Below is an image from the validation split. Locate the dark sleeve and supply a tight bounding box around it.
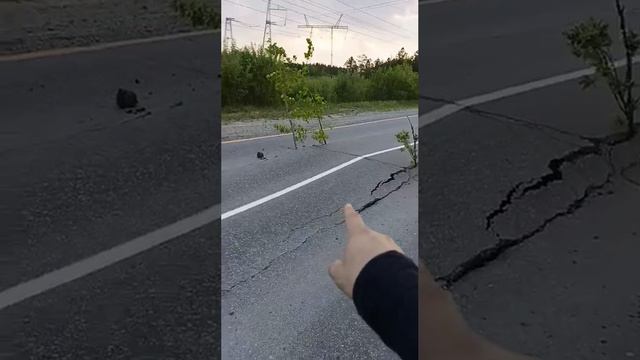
[352,250,418,360]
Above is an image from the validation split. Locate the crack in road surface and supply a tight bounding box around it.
[370,167,410,195]
[437,171,614,288]
[514,144,601,200]
[359,176,412,213]
[422,95,595,146]
[222,224,334,293]
[485,131,635,231]
[222,169,414,293]
[290,206,344,233]
[438,129,638,288]
[484,143,602,230]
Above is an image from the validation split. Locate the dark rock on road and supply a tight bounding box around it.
[116,88,138,109]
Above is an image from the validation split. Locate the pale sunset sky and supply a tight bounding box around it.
[221,0,418,67]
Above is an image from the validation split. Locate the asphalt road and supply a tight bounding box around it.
[221,112,419,358]
[421,0,640,358]
[421,0,636,104]
[0,33,220,358]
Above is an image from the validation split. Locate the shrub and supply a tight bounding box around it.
[221,46,281,107]
[335,73,369,102]
[307,76,337,103]
[368,63,419,101]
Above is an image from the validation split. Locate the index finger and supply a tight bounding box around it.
[344,203,367,237]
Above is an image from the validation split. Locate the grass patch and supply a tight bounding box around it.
[222,100,418,124]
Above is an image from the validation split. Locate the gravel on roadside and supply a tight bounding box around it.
[222,109,418,142]
[0,0,217,55]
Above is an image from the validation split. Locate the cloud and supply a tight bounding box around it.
[222,0,418,66]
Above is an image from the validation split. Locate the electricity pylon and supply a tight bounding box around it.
[262,0,287,48]
[224,17,235,50]
[297,15,348,66]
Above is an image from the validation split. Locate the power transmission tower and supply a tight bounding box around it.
[298,15,348,66]
[262,0,287,48]
[224,17,235,50]
[224,18,261,50]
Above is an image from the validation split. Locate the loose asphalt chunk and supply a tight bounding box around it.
[116,88,138,109]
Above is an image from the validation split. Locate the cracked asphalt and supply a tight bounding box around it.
[221,113,418,358]
[0,33,220,358]
[421,0,640,358]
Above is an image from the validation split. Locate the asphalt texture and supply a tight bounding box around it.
[421,0,640,358]
[0,33,220,358]
[221,114,419,358]
[0,0,208,55]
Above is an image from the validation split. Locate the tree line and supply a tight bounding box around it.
[222,44,418,108]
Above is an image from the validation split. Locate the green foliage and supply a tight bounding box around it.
[395,117,418,167]
[290,88,327,122]
[267,38,329,148]
[222,45,281,107]
[221,43,418,108]
[563,0,639,135]
[312,127,329,144]
[304,38,314,61]
[307,76,338,103]
[564,18,617,87]
[344,48,418,77]
[266,44,305,110]
[334,73,369,102]
[274,122,308,144]
[368,63,419,100]
[172,0,220,28]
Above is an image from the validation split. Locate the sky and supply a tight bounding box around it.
[221,0,418,67]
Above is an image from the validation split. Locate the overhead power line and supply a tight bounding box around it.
[277,0,411,41]
[298,15,348,65]
[224,0,413,48]
[263,0,288,47]
[316,0,407,17]
[239,23,301,39]
[224,0,303,25]
[223,0,282,19]
[305,0,413,39]
[222,0,302,46]
[270,0,397,44]
[335,0,412,34]
[224,17,263,49]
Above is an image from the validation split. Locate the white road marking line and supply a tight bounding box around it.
[332,114,418,130]
[6,57,638,309]
[0,30,219,62]
[0,204,219,310]
[221,144,411,220]
[221,114,418,144]
[419,56,640,128]
[0,143,409,309]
